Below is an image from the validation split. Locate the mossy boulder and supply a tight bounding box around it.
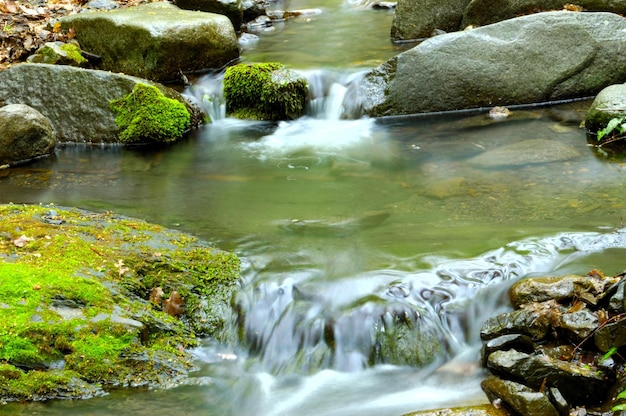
[223,62,309,121]
[0,63,203,144]
[110,83,191,144]
[59,2,240,82]
[0,204,240,402]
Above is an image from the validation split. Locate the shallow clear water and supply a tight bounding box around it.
[3,0,626,414]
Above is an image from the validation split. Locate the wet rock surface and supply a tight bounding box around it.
[0,103,56,166]
[480,270,626,415]
[0,63,202,143]
[360,12,626,117]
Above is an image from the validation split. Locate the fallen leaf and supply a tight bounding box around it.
[149,287,164,305]
[13,235,33,247]
[0,0,18,13]
[163,291,185,318]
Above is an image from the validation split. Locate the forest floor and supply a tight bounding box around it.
[0,0,145,70]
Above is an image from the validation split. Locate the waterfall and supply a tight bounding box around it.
[185,68,367,122]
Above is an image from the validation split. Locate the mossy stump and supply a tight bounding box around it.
[223,62,309,121]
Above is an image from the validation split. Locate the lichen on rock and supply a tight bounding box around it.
[109,83,191,144]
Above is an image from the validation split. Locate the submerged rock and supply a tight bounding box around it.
[467,139,582,168]
[276,211,391,236]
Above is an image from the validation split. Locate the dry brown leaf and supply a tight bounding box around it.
[163,291,185,318]
[149,287,164,305]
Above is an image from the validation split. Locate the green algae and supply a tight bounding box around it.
[0,203,240,402]
[109,83,191,144]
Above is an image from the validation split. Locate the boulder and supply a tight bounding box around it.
[357,12,626,117]
[174,0,243,31]
[59,2,240,82]
[0,104,56,166]
[390,0,472,41]
[0,63,202,144]
[462,0,626,29]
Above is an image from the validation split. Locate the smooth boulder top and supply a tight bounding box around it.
[68,1,235,34]
[60,1,240,81]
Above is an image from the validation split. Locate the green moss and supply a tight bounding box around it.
[109,83,191,144]
[0,203,240,401]
[60,43,88,65]
[223,62,309,121]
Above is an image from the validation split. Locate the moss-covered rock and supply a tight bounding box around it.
[0,63,203,144]
[0,204,240,402]
[109,83,191,144]
[223,62,309,121]
[59,2,240,82]
[27,41,89,67]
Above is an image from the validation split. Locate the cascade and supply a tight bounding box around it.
[232,227,626,374]
[185,68,367,122]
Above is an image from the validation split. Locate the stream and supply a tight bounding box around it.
[3,0,626,414]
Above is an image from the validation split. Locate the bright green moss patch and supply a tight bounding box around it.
[223,62,309,121]
[0,203,240,402]
[110,83,191,144]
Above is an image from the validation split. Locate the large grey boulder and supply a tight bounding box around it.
[59,2,239,82]
[390,0,472,41]
[0,104,56,165]
[462,0,626,28]
[0,63,202,144]
[357,12,626,117]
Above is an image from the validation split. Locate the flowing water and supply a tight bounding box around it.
[3,1,626,415]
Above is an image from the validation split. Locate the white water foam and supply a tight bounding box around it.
[241,117,377,160]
